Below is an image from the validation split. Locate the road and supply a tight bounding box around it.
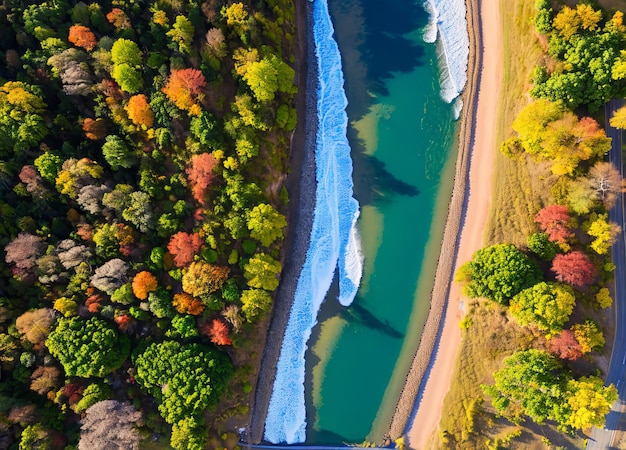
[587,98,625,450]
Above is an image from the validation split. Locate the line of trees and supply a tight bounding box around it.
[455,0,626,442]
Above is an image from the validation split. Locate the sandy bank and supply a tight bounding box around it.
[387,0,502,447]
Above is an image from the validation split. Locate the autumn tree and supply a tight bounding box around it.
[552,251,596,288]
[548,330,583,361]
[125,94,154,129]
[106,8,131,29]
[0,81,48,157]
[247,203,287,246]
[46,317,130,378]
[456,244,542,305]
[587,214,620,255]
[132,271,158,300]
[82,118,107,140]
[30,365,62,395]
[206,318,231,345]
[510,100,610,174]
[15,308,56,344]
[240,288,272,322]
[565,376,617,430]
[510,282,576,335]
[68,24,97,51]
[244,253,282,291]
[172,293,205,315]
[167,231,204,267]
[572,319,604,353]
[181,261,230,298]
[79,401,141,450]
[610,105,626,129]
[185,153,218,205]
[162,68,206,115]
[534,205,573,245]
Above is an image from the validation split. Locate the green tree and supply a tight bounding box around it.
[46,317,130,377]
[243,253,282,291]
[240,288,272,322]
[482,349,568,425]
[19,424,51,450]
[510,282,576,335]
[171,418,207,450]
[102,135,136,170]
[0,81,48,158]
[34,151,63,183]
[456,244,542,305]
[112,63,143,93]
[527,232,557,260]
[134,341,233,425]
[572,320,604,354]
[247,203,287,246]
[122,191,155,232]
[167,16,194,54]
[110,38,142,66]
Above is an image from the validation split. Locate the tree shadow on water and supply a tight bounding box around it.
[329,0,430,121]
[342,300,404,339]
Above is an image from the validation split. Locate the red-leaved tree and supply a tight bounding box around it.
[68,25,97,51]
[206,318,232,345]
[548,329,583,361]
[185,153,218,205]
[534,205,573,244]
[162,68,206,115]
[167,232,203,267]
[552,251,596,287]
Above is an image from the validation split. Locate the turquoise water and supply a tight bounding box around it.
[304,0,459,444]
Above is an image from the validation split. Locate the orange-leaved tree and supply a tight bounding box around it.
[82,118,107,140]
[172,292,205,315]
[68,25,97,51]
[185,153,218,205]
[125,94,154,129]
[132,271,158,300]
[167,231,203,267]
[181,261,229,298]
[162,68,206,115]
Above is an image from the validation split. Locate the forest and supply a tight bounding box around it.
[443,2,626,448]
[0,0,297,448]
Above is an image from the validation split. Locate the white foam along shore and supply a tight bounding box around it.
[263,0,362,443]
[423,0,469,116]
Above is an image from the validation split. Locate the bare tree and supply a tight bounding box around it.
[30,365,61,395]
[79,400,142,450]
[588,161,625,207]
[4,232,44,271]
[91,259,129,294]
[77,185,111,215]
[56,239,91,270]
[15,308,56,344]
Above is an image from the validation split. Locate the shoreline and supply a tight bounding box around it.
[387,0,485,443]
[247,0,317,443]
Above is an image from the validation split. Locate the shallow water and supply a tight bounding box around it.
[303,0,460,444]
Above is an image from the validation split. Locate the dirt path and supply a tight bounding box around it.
[402,0,503,447]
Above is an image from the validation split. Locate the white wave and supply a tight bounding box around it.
[264,0,362,443]
[422,0,438,44]
[423,0,469,108]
